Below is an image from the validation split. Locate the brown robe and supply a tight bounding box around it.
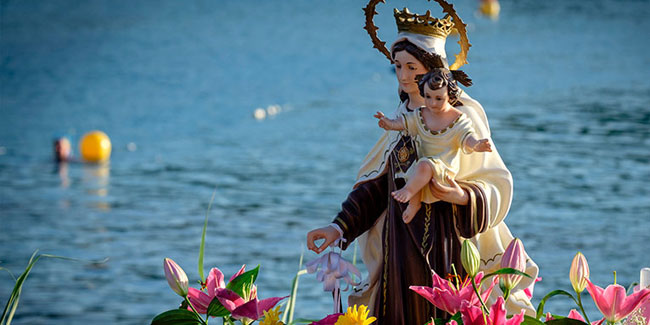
[333,134,489,325]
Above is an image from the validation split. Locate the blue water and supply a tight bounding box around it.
[1,0,649,323]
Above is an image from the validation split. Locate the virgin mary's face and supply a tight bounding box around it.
[393,50,427,95]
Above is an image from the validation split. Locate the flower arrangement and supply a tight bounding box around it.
[405,239,650,325]
[151,197,650,325]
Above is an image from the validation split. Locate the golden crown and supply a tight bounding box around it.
[394,8,454,39]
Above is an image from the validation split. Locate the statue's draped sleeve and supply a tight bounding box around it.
[454,182,490,238]
[333,175,388,250]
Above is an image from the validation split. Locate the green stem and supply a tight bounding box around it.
[471,278,490,315]
[451,264,460,289]
[184,296,208,325]
[576,292,591,324]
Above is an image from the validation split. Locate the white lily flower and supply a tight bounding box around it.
[306,251,361,292]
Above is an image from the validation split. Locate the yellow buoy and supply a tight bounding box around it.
[479,0,500,20]
[79,131,112,162]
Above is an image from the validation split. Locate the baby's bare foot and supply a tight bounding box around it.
[402,203,420,224]
[392,187,416,203]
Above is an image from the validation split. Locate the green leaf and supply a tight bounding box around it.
[282,249,306,324]
[151,309,203,325]
[521,315,545,325]
[207,297,230,317]
[1,251,101,325]
[226,265,260,298]
[481,267,533,283]
[627,282,639,294]
[0,267,16,282]
[449,312,463,325]
[535,289,578,320]
[198,189,217,282]
[546,319,589,325]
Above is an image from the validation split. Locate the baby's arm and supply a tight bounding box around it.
[463,134,492,153]
[374,111,405,131]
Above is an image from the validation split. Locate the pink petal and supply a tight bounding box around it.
[474,272,485,283]
[257,296,288,314]
[616,287,650,320]
[409,286,436,304]
[586,279,614,320]
[229,264,247,282]
[567,309,586,322]
[432,271,453,292]
[591,317,605,325]
[489,297,507,325]
[206,267,226,295]
[525,276,542,299]
[459,279,477,300]
[231,298,259,320]
[545,312,555,321]
[523,288,532,299]
[601,284,627,321]
[310,313,343,325]
[187,287,211,314]
[432,288,464,315]
[505,309,526,325]
[215,288,245,312]
[460,300,485,325]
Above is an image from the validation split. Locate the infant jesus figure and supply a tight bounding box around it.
[374,68,493,223]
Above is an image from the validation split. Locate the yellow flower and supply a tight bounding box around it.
[335,305,376,325]
[260,306,284,325]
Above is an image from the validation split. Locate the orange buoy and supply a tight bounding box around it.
[79,131,112,162]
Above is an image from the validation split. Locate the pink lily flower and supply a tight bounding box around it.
[460,296,525,325]
[585,278,650,323]
[409,271,498,315]
[186,265,247,314]
[228,295,287,322]
[187,265,287,321]
[163,258,189,297]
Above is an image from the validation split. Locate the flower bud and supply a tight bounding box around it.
[499,238,527,294]
[569,252,589,293]
[164,258,189,297]
[461,239,481,278]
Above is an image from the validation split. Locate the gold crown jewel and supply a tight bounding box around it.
[394,8,454,39]
[363,0,471,69]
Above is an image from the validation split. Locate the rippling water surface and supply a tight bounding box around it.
[1,0,649,323]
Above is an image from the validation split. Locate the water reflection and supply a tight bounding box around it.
[82,163,111,211]
[56,161,70,188]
